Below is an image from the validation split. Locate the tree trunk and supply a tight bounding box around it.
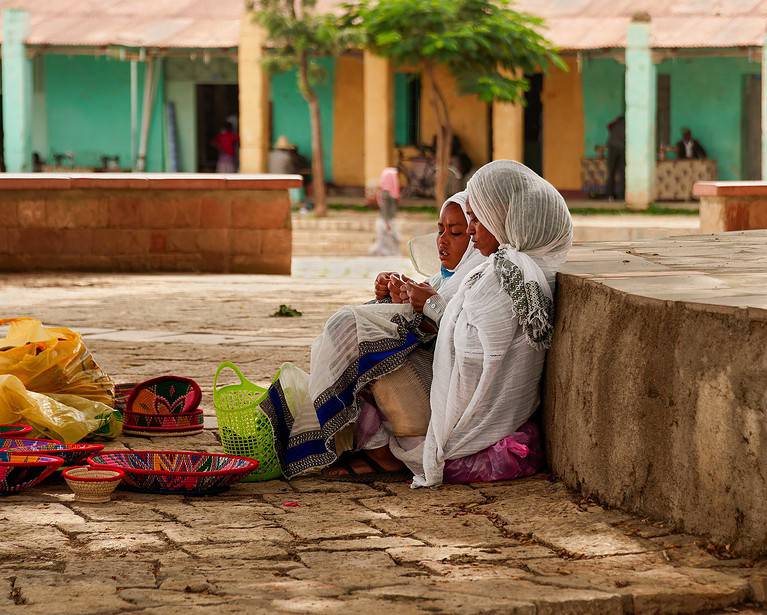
[298,56,327,217]
[426,64,452,206]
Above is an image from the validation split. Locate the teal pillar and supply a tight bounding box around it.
[762,34,767,180]
[625,16,656,209]
[2,9,32,172]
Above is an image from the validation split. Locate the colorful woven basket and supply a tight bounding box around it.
[0,424,33,437]
[124,409,204,430]
[0,452,64,494]
[87,450,258,495]
[114,383,138,413]
[63,466,124,503]
[0,438,104,466]
[126,376,202,415]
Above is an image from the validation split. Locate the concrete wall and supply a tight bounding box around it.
[0,176,295,274]
[43,55,165,171]
[543,57,585,191]
[544,273,767,555]
[700,195,767,232]
[657,56,760,181]
[331,55,364,187]
[270,58,336,181]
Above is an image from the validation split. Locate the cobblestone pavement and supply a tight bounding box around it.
[0,263,764,614]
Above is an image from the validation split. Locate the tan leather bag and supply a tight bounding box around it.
[370,348,433,437]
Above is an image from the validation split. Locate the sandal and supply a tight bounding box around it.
[321,450,412,484]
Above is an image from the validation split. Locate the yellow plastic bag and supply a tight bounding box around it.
[0,375,122,443]
[0,318,114,406]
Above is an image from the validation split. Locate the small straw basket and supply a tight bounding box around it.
[63,466,124,503]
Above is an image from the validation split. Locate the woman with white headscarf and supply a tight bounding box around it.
[409,160,573,487]
[260,192,486,479]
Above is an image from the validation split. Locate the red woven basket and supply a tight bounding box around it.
[87,450,258,495]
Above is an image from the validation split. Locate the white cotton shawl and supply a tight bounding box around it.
[409,161,573,487]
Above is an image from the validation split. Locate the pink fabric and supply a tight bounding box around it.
[379,167,400,200]
[443,420,544,484]
[355,393,384,448]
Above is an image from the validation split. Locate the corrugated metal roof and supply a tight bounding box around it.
[0,0,243,48]
[517,0,767,49]
[0,0,764,50]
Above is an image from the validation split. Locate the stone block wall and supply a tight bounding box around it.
[0,174,298,274]
[544,262,767,555]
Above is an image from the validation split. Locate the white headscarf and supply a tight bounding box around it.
[428,190,486,300]
[466,160,573,349]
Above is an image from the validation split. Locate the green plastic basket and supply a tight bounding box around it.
[213,362,282,481]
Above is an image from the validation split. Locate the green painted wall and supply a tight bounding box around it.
[44,54,165,171]
[270,58,335,180]
[394,72,410,146]
[657,56,760,180]
[581,57,625,159]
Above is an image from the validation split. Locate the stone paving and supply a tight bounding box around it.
[0,258,764,614]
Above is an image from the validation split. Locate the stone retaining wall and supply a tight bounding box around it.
[543,235,767,555]
[0,174,299,274]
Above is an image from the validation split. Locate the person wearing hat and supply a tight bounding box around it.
[269,136,311,209]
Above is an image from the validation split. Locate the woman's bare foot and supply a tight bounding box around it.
[322,446,406,478]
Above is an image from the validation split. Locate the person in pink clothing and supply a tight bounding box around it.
[370,167,401,256]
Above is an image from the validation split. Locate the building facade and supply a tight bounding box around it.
[2,1,766,209]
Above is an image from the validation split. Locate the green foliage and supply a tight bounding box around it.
[248,0,360,87]
[272,304,303,317]
[345,0,564,103]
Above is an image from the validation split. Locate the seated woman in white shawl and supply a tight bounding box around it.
[408,160,573,487]
[260,192,485,479]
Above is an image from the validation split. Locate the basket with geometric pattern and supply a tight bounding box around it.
[87,450,258,495]
[213,362,282,482]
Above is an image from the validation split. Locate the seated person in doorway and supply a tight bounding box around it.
[258,191,485,480]
[676,128,707,160]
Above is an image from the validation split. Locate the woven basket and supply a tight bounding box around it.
[213,362,282,482]
[63,466,124,503]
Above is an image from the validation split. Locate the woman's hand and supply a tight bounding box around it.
[375,272,394,301]
[388,274,408,304]
[404,281,438,313]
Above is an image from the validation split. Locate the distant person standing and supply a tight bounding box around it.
[212,121,239,173]
[606,115,625,200]
[676,128,707,160]
[369,167,401,256]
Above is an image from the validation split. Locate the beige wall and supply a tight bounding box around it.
[332,55,365,187]
[364,52,394,195]
[420,66,489,169]
[542,57,584,191]
[238,17,270,173]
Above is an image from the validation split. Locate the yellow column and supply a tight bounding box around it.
[492,100,524,162]
[238,14,270,173]
[542,58,585,190]
[363,51,393,198]
[332,54,365,187]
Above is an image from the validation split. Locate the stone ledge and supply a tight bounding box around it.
[544,230,767,556]
[0,173,302,191]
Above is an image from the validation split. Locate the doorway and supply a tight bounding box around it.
[523,73,543,175]
[196,84,239,172]
[742,75,761,180]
